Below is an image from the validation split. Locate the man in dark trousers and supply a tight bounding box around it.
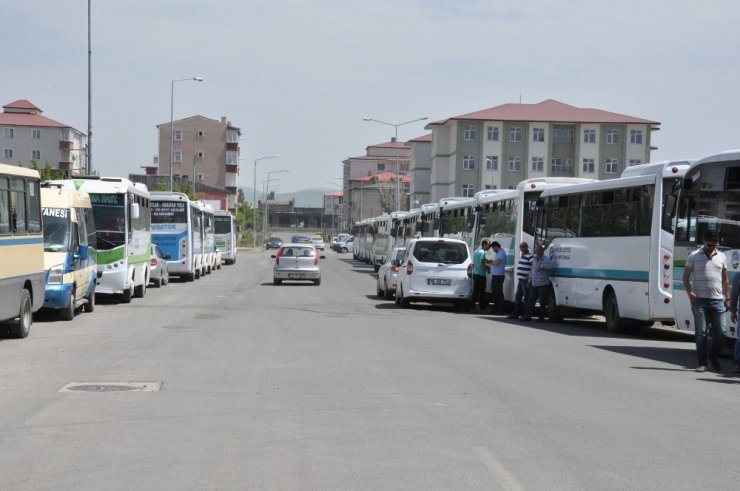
[471,239,490,313]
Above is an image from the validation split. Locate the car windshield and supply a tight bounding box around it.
[413,241,468,264]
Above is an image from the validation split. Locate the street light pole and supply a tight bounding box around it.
[253,154,278,248]
[263,169,289,239]
[363,116,427,212]
[170,76,203,192]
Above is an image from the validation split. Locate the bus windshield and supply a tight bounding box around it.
[93,206,125,250]
[214,216,231,234]
[676,189,740,250]
[42,209,70,252]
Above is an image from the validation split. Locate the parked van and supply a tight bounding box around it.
[40,184,97,320]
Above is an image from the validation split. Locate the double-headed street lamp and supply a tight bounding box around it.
[324,180,342,235]
[170,76,204,191]
[362,116,427,211]
[253,154,279,248]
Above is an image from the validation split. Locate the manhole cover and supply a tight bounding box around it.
[60,381,162,393]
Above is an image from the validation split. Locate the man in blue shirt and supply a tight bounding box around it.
[489,241,507,314]
[471,239,490,313]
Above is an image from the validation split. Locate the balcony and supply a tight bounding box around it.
[59,140,73,150]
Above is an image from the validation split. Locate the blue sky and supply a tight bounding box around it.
[2,0,739,193]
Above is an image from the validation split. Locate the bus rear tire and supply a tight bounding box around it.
[60,291,76,321]
[604,291,624,333]
[8,289,32,338]
[547,288,563,323]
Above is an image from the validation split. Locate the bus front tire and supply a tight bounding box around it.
[8,289,32,339]
[60,291,76,321]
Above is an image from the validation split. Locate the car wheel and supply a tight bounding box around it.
[274,278,282,285]
[83,287,95,313]
[384,280,393,300]
[8,289,32,338]
[60,291,76,321]
[163,272,169,286]
[399,286,410,308]
[314,278,321,286]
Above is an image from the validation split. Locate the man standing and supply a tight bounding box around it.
[729,271,740,373]
[508,241,534,319]
[471,239,490,313]
[682,230,730,373]
[521,243,555,322]
[489,241,507,314]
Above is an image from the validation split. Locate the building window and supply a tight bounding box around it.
[583,129,596,143]
[487,126,499,141]
[551,158,574,173]
[509,127,522,143]
[3,128,13,138]
[463,125,476,141]
[197,173,204,181]
[462,184,475,197]
[463,155,476,170]
[174,130,183,142]
[174,151,182,163]
[227,129,239,143]
[196,130,204,140]
[226,151,238,165]
[606,158,619,174]
[485,155,498,171]
[553,128,574,144]
[630,129,643,144]
[32,150,41,160]
[531,157,544,172]
[629,159,642,166]
[582,158,595,173]
[31,129,42,140]
[377,163,385,171]
[4,149,13,159]
[508,157,521,171]
[532,127,545,142]
[606,129,620,144]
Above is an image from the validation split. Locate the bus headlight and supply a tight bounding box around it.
[48,264,64,284]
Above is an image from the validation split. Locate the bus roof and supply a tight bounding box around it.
[620,160,694,179]
[693,148,740,165]
[538,174,658,198]
[516,177,596,193]
[150,191,190,201]
[0,162,40,179]
[48,176,149,196]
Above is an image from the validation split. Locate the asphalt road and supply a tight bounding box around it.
[1,246,739,490]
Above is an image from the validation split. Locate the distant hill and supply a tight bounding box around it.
[240,187,330,208]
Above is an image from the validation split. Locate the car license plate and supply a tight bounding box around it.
[428,278,451,286]
[288,273,303,279]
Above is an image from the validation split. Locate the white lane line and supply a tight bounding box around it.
[472,446,526,491]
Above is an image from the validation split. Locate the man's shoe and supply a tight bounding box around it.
[695,365,707,373]
[732,364,740,373]
[710,358,722,371]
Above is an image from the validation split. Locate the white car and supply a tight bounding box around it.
[396,238,473,311]
[309,237,325,251]
[376,246,406,300]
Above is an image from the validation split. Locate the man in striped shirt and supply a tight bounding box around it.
[508,241,534,319]
[682,230,730,373]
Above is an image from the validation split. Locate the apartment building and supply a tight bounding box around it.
[0,99,86,174]
[341,138,411,223]
[426,99,659,201]
[156,115,241,211]
[407,133,432,207]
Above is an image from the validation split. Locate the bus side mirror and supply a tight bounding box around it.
[76,244,89,261]
[130,202,140,220]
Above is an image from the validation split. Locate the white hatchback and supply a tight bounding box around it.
[396,238,473,310]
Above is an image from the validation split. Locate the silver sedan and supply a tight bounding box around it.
[271,244,325,285]
[376,247,406,300]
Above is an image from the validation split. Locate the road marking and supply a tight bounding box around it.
[472,446,526,491]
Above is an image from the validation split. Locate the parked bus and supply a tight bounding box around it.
[672,150,740,342]
[437,196,477,250]
[150,192,202,281]
[200,202,216,274]
[0,163,43,338]
[418,202,439,238]
[40,184,97,320]
[214,209,238,265]
[475,178,596,305]
[370,213,391,271]
[50,177,151,302]
[535,163,690,332]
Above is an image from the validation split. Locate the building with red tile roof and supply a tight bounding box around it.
[0,100,86,174]
[426,99,660,201]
